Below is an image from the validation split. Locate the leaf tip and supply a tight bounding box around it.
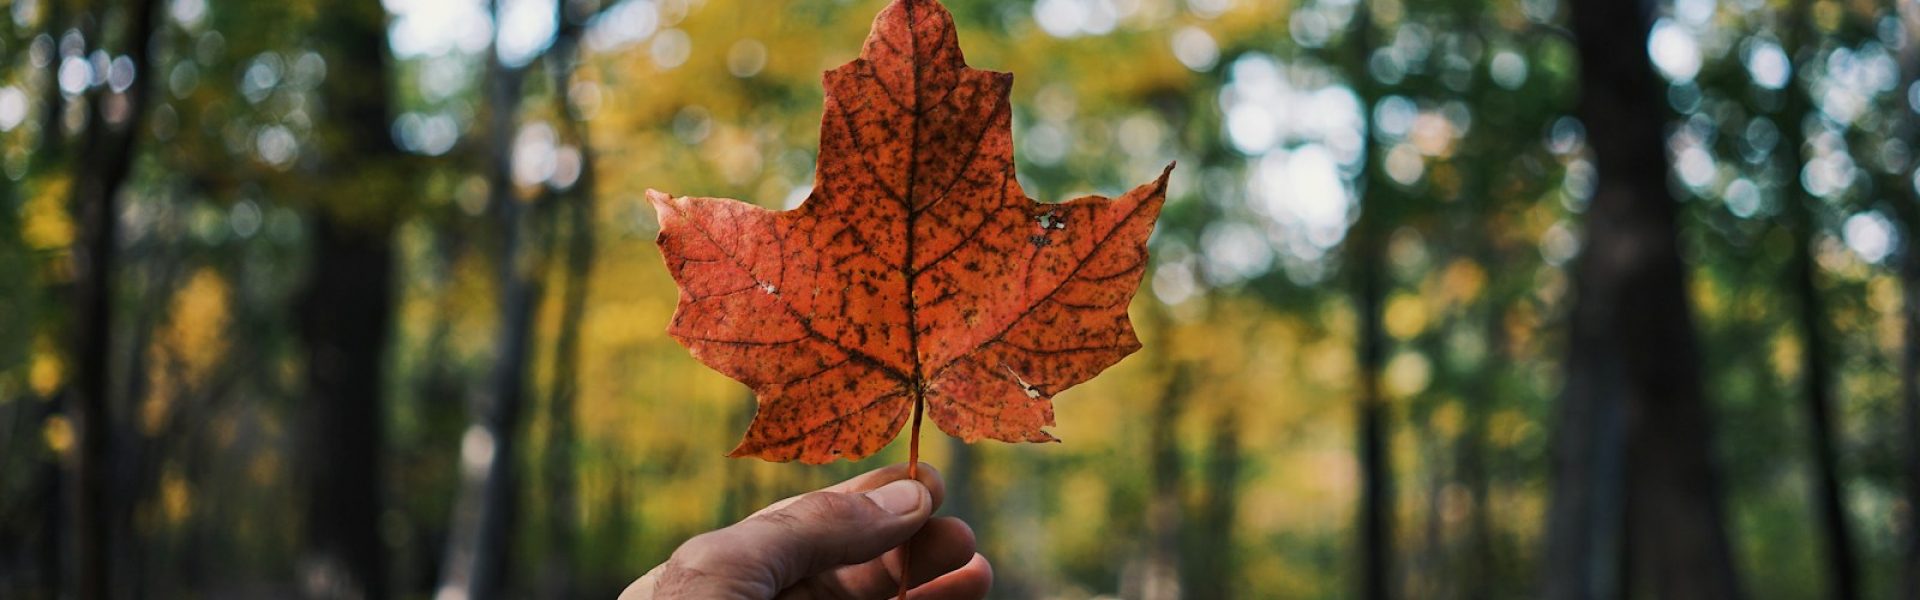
[645,188,673,208]
[646,189,680,234]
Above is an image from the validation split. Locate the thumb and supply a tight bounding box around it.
[666,479,933,595]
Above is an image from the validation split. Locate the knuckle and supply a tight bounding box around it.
[668,531,735,568]
[754,506,805,533]
[651,532,744,596]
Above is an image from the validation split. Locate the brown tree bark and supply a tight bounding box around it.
[1187,408,1241,600]
[1353,220,1392,600]
[537,5,598,595]
[64,0,162,598]
[297,1,406,597]
[1130,302,1187,600]
[1894,4,1920,597]
[1143,358,1187,600]
[1775,4,1858,597]
[1545,0,1743,598]
[438,4,537,596]
[1349,7,1394,599]
[1904,202,1920,600]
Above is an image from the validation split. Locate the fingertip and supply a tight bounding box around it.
[929,516,975,550]
[898,517,977,588]
[831,462,948,512]
[967,553,992,585]
[864,479,931,516]
[909,553,992,600]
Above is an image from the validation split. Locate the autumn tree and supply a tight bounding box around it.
[1545,0,1744,597]
[1347,6,1394,598]
[62,0,162,597]
[297,1,411,596]
[1776,0,1859,596]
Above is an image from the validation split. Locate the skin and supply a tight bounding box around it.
[622,463,993,600]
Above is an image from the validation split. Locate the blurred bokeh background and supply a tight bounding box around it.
[3,0,1919,597]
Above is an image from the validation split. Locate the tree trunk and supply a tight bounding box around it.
[1777,2,1858,596]
[65,0,162,598]
[439,8,536,596]
[538,9,597,596]
[1143,358,1187,600]
[34,0,68,162]
[298,2,405,597]
[1905,205,1920,589]
[1458,296,1499,599]
[300,217,396,600]
[1187,408,1241,600]
[1354,221,1393,600]
[1894,4,1920,597]
[1546,0,1743,598]
[1904,208,1920,600]
[1786,172,1857,600]
[1349,8,1394,599]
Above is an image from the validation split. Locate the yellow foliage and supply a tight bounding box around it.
[1439,259,1486,307]
[1304,338,1355,389]
[161,467,192,524]
[28,350,62,396]
[1429,399,1463,439]
[1384,350,1432,399]
[21,179,73,250]
[1488,409,1536,449]
[144,268,233,434]
[1384,293,1428,340]
[1692,274,1723,320]
[1771,331,1803,382]
[43,414,73,456]
[249,451,281,487]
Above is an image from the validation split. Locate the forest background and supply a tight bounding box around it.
[2,0,1918,598]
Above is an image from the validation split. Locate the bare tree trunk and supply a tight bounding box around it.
[1894,4,1920,597]
[537,7,598,595]
[1456,190,1500,597]
[1458,296,1499,599]
[1776,3,1858,597]
[1905,209,1920,600]
[65,0,162,598]
[1143,359,1187,600]
[34,0,68,163]
[439,5,536,596]
[1354,220,1393,600]
[298,2,405,597]
[1349,8,1394,598]
[1547,0,1743,598]
[1785,173,1857,600]
[1133,303,1187,600]
[1187,408,1240,600]
[300,216,396,600]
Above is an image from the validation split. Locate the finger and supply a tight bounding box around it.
[672,479,934,595]
[755,462,946,518]
[808,517,978,599]
[907,553,992,600]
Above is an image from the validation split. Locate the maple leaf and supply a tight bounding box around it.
[650,0,1170,464]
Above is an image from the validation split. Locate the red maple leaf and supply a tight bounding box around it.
[651,0,1170,464]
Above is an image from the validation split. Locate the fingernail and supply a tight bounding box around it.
[865,480,925,515]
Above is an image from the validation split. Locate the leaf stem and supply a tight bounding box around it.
[899,392,924,600]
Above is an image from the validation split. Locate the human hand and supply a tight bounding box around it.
[620,463,993,599]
